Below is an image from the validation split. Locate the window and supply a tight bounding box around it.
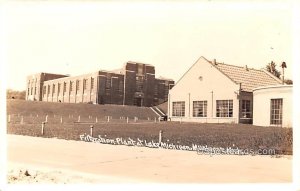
[193,101,207,117]
[31,88,33,95]
[136,75,144,92]
[52,84,55,94]
[154,85,158,96]
[58,83,61,95]
[241,100,251,118]
[47,85,50,96]
[83,79,87,91]
[216,100,233,117]
[27,88,30,96]
[76,80,80,94]
[106,77,111,89]
[63,82,67,93]
[119,80,123,92]
[172,101,185,117]
[43,86,46,97]
[91,78,94,89]
[34,87,37,95]
[270,99,282,125]
[70,81,73,92]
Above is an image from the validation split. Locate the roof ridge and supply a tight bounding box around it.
[215,62,264,72]
[208,61,239,85]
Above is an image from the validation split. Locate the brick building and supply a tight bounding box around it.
[26,61,174,107]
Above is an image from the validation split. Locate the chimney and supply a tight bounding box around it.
[244,65,248,71]
[213,59,217,65]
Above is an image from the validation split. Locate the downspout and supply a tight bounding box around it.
[211,91,214,118]
[188,93,191,118]
[238,83,242,124]
[168,93,170,120]
[123,72,126,106]
[96,75,99,104]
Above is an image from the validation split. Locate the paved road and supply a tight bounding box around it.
[7,135,292,183]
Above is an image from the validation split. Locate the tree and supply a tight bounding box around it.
[6,89,26,100]
[284,79,293,85]
[266,61,281,79]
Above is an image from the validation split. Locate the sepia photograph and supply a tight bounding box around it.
[1,0,300,191]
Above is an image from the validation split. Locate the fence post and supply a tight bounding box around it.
[159,130,163,147]
[20,116,24,124]
[41,122,45,135]
[107,116,110,123]
[90,125,94,137]
[134,117,136,123]
[36,114,38,117]
[158,117,160,123]
[45,115,48,123]
[95,117,98,123]
[78,115,80,122]
[8,114,10,123]
[60,116,63,124]
[147,117,150,121]
[154,117,157,123]
[127,117,129,124]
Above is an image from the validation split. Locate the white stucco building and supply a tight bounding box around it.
[168,56,283,124]
[253,85,292,127]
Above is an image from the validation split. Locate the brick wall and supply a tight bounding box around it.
[26,62,174,107]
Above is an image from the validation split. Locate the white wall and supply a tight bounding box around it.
[253,85,293,127]
[168,57,240,123]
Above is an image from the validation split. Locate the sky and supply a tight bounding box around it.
[1,1,297,91]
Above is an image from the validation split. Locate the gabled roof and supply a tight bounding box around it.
[209,60,282,92]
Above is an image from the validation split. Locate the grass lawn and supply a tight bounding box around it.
[6,99,292,155]
[7,120,292,155]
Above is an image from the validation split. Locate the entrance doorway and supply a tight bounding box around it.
[134,97,143,107]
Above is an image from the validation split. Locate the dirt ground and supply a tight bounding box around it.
[7,135,292,183]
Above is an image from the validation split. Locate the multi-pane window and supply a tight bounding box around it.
[31,87,33,95]
[76,80,80,94]
[27,88,30,96]
[34,87,37,95]
[136,76,144,92]
[63,82,67,93]
[241,100,251,118]
[91,78,94,89]
[270,99,283,125]
[172,101,185,117]
[216,100,233,117]
[193,101,207,117]
[70,81,73,92]
[154,85,158,96]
